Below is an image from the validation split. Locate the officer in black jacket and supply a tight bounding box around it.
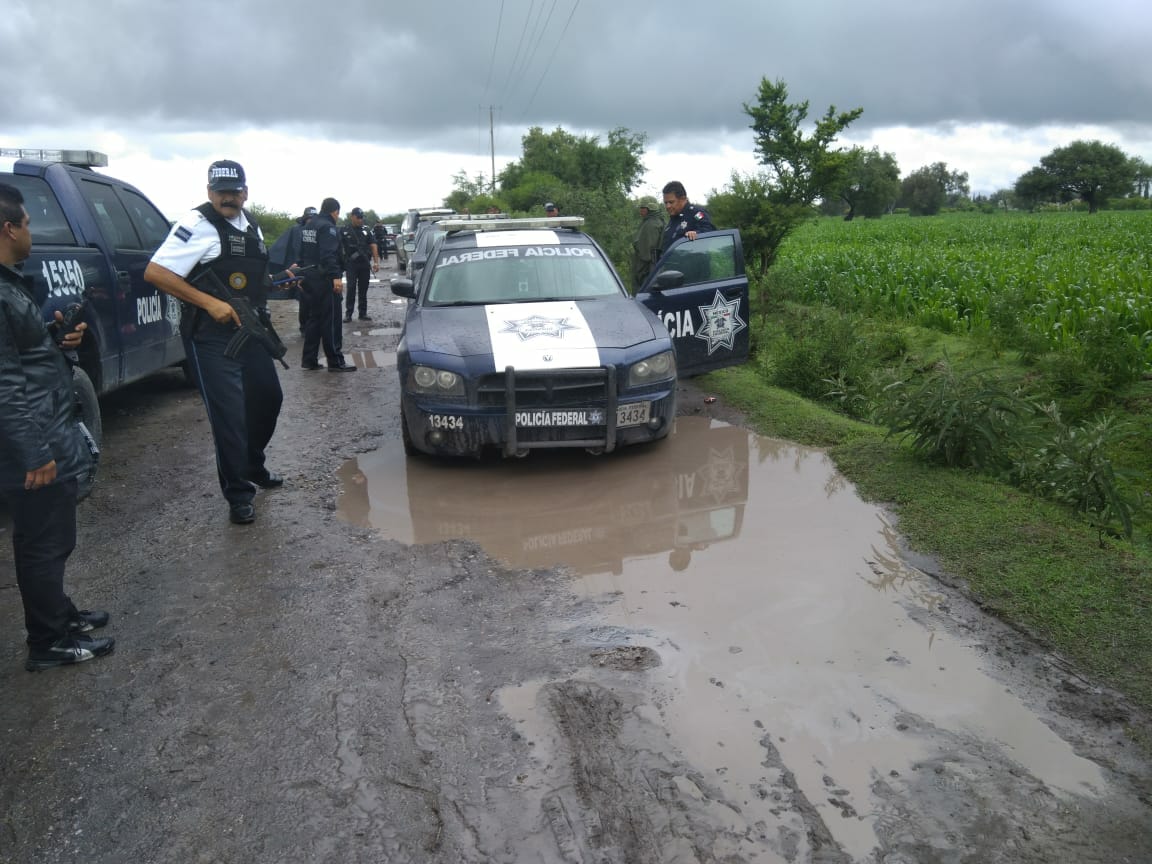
[341,207,379,322]
[0,182,114,669]
[661,180,716,251]
[298,197,355,372]
[145,160,287,525]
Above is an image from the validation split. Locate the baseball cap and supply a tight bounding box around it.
[350,207,364,217]
[303,206,317,217]
[639,196,658,210]
[207,160,246,192]
[544,202,557,211]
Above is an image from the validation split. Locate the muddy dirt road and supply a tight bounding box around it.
[2,263,1151,863]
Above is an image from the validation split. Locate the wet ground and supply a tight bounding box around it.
[1,260,1150,863]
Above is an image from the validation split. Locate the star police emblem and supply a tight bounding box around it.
[499,315,579,342]
[229,272,248,290]
[695,291,747,355]
[589,409,605,425]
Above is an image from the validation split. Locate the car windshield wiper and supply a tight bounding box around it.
[427,300,485,307]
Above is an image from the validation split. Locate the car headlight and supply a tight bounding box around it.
[410,365,464,396]
[628,350,675,387]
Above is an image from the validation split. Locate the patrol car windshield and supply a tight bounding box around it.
[424,243,620,306]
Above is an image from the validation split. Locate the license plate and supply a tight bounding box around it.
[513,403,651,428]
[515,409,601,427]
[617,401,650,427]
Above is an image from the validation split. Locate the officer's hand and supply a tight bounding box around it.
[208,298,241,327]
[59,321,87,350]
[25,460,58,490]
[685,230,698,241]
[333,279,344,295]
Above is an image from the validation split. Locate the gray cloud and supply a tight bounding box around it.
[4,0,1150,163]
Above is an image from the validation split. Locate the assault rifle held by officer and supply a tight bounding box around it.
[188,268,291,369]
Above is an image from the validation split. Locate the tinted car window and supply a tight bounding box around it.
[118,187,170,249]
[426,244,620,305]
[653,233,736,285]
[3,175,76,245]
[79,177,142,249]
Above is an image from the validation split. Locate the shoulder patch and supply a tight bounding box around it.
[693,211,706,221]
[175,225,193,242]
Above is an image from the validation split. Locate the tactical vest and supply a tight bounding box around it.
[190,203,271,307]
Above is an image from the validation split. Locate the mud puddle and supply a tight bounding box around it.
[337,417,1147,861]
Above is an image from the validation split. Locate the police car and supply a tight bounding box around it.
[390,217,749,458]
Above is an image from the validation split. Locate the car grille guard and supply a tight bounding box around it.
[489,365,619,457]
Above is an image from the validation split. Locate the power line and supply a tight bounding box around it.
[500,1,538,102]
[482,0,505,103]
[520,0,580,120]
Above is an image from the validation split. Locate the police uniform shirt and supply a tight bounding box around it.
[150,209,266,278]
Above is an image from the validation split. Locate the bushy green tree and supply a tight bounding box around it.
[899,162,969,216]
[714,78,861,275]
[836,147,901,219]
[1015,140,1136,214]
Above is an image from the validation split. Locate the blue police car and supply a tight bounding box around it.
[389,217,749,458]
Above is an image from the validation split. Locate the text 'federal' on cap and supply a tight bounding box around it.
[207,160,246,191]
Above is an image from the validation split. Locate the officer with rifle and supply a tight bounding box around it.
[144,160,289,525]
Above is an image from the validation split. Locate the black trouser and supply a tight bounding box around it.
[2,478,81,648]
[183,321,283,507]
[345,261,371,318]
[301,277,345,366]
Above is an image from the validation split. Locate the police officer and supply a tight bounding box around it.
[661,181,716,251]
[341,207,379,322]
[298,197,356,373]
[268,205,317,333]
[0,182,114,669]
[144,160,286,525]
[372,221,388,261]
[631,196,665,292]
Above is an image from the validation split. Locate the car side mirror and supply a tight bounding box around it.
[650,270,685,292]
[391,277,416,299]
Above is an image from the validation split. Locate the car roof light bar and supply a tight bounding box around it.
[1,148,109,167]
[441,216,585,233]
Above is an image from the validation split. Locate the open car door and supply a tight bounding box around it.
[635,229,750,377]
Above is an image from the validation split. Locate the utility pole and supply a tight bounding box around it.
[489,105,496,194]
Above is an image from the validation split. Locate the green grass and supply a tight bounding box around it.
[701,366,1152,714]
[700,210,1152,717]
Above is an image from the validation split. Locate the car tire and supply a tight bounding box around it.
[400,404,417,457]
[73,367,102,501]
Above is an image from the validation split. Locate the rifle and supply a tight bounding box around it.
[271,264,315,286]
[190,269,290,369]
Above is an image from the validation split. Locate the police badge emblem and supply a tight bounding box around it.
[229,273,248,290]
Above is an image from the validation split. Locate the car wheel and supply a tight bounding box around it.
[73,367,102,501]
[400,404,417,456]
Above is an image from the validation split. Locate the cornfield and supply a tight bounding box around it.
[776,211,1152,367]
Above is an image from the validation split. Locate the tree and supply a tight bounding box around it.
[1130,156,1151,198]
[1013,167,1054,211]
[1018,140,1136,214]
[499,126,647,196]
[744,78,863,206]
[899,162,969,216]
[719,77,861,274]
[494,125,649,272]
[836,147,901,219]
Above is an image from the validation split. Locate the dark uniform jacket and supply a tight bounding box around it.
[340,223,376,270]
[662,202,716,251]
[0,262,89,491]
[299,212,343,281]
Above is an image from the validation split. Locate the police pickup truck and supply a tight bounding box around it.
[1,149,184,494]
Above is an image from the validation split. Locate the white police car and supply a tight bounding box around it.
[390,217,749,458]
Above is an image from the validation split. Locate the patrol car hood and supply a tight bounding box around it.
[409,299,663,362]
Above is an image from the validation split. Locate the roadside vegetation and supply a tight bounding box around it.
[699,209,1152,714]
[250,73,1152,716]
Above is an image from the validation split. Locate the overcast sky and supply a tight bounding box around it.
[3,0,1150,218]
